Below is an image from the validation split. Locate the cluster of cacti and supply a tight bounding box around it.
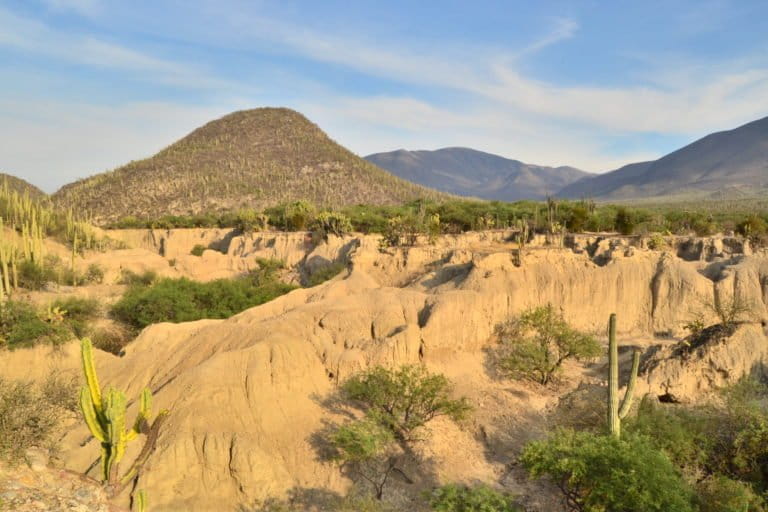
[0,221,20,299]
[606,313,641,438]
[514,218,530,266]
[79,338,168,498]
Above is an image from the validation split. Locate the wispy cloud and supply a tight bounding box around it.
[40,0,101,17]
[0,7,240,90]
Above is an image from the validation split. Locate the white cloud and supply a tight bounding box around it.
[0,7,239,90]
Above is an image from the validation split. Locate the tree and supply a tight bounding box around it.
[520,429,694,512]
[615,207,636,235]
[328,365,471,500]
[496,305,600,385]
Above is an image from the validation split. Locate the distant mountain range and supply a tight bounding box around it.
[365,147,591,200]
[558,115,768,200]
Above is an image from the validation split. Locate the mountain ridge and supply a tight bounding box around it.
[557,115,768,199]
[365,147,592,200]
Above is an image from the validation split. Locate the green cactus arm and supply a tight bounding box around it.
[127,388,154,441]
[79,387,107,442]
[135,489,148,512]
[100,444,110,482]
[81,338,103,415]
[105,389,128,465]
[618,348,642,420]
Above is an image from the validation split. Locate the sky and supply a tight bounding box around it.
[1,0,768,192]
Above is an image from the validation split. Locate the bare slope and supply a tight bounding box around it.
[52,108,445,223]
[558,115,768,199]
[365,147,591,200]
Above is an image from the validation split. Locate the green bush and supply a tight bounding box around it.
[521,429,694,512]
[615,207,637,235]
[306,262,347,287]
[111,276,296,329]
[696,476,765,512]
[51,297,100,338]
[428,484,521,511]
[311,211,353,240]
[329,365,471,500]
[0,300,70,349]
[495,305,601,385]
[190,244,207,256]
[118,269,157,287]
[83,263,105,284]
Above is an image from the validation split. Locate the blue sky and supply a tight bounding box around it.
[2,0,768,192]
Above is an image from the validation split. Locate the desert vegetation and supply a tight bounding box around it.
[103,196,768,250]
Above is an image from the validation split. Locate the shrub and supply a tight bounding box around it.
[111,276,296,329]
[311,211,353,240]
[566,205,590,233]
[51,296,100,338]
[329,365,471,500]
[615,207,637,235]
[648,233,668,250]
[706,294,755,328]
[737,215,768,238]
[235,208,269,233]
[495,305,601,385]
[118,269,157,287]
[306,262,347,287]
[90,326,132,355]
[696,476,765,512]
[0,300,70,349]
[190,244,207,256]
[341,365,471,442]
[428,484,521,511]
[83,263,105,284]
[0,375,77,463]
[521,429,694,512]
[17,260,57,289]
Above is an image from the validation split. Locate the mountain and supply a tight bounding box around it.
[0,173,46,199]
[53,108,446,223]
[558,115,768,200]
[365,147,591,200]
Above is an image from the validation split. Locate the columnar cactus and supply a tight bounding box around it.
[607,313,641,438]
[79,338,168,495]
[514,219,530,266]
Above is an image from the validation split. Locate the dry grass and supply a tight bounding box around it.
[53,108,447,224]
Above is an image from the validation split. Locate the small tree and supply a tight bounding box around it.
[329,365,471,500]
[496,305,601,385]
[520,429,694,512]
[707,294,755,328]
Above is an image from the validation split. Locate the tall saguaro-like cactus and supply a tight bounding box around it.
[607,313,641,438]
[79,338,168,495]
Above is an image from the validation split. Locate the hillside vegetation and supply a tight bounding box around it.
[0,173,45,199]
[53,108,446,223]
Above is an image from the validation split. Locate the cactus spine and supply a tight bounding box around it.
[607,313,641,438]
[79,338,168,495]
